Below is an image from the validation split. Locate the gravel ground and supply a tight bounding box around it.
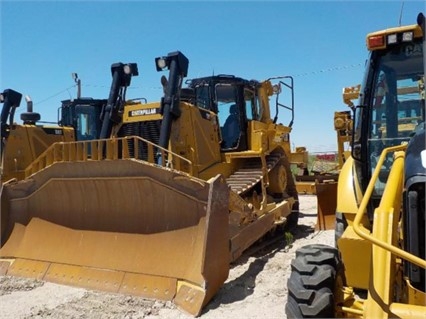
[0,195,334,319]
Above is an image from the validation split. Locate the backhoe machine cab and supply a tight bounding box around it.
[0,51,298,316]
[286,13,425,319]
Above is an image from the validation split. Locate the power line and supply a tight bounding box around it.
[34,85,77,105]
[30,62,364,105]
[81,84,161,90]
[292,63,363,78]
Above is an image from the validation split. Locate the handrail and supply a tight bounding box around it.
[25,136,193,177]
[352,144,426,269]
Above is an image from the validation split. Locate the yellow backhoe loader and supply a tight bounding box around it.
[0,52,299,316]
[286,13,425,318]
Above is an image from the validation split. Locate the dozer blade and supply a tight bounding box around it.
[0,160,230,316]
[315,180,337,230]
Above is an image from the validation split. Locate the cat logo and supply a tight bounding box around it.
[130,108,158,117]
[404,43,422,57]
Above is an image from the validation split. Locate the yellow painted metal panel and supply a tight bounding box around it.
[45,263,124,292]
[295,182,316,195]
[7,258,50,280]
[338,226,371,289]
[174,283,207,316]
[389,303,426,319]
[315,181,337,230]
[119,273,176,301]
[336,157,360,214]
[405,279,426,306]
[0,260,11,275]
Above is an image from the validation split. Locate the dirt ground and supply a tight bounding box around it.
[0,195,334,319]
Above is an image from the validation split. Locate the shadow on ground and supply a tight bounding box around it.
[201,222,315,315]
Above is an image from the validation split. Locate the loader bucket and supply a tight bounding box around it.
[315,180,337,230]
[0,159,230,316]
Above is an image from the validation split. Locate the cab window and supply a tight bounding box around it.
[368,39,424,195]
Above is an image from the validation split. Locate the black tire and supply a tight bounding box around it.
[285,244,341,318]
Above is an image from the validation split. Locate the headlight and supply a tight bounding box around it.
[123,64,131,74]
[387,34,397,44]
[155,57,168,70]
[402,31,414,42]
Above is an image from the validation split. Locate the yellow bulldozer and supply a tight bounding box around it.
[0,52,299,316]
[0,87,107,182]
[286,13,425,318]
[0,90,71,182]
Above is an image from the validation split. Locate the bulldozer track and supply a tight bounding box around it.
[226,153,283,195]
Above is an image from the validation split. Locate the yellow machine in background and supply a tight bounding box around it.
[293,107,352,229]
[0,52,299,316]
[338,84,358,166]
[315,91,354,230]
[0,90,75,181]
[0,87,107,182]
[286,13,425,318]
[293,107,352,196]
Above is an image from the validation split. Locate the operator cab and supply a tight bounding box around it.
[59,98,106,141]
[353,26,424,197]
[188,75,262,152]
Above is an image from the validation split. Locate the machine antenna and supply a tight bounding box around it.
[72,72,81,99]
[399,1,404,26]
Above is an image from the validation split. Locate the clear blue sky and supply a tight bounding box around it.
[1,0,425,152]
